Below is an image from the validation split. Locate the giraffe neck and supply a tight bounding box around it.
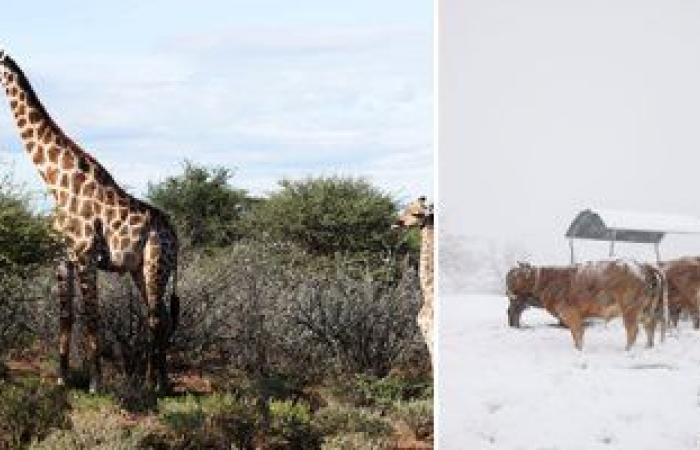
[419,222,434,302]
[0,56,104,196]
[0,55,146,262]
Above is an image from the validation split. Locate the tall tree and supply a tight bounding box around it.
[245,176,402,257]
[147,162,253,247]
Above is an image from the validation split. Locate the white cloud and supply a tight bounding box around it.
[0,25,432,204]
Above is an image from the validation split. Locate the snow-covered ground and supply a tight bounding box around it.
[438,294,700,450]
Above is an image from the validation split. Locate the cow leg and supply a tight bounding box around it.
[560,308,584,350]
[623,310,639,350]
[77,263,101,393]
[669,304,680,328]
[56,260,75,386]
[642,313,656,348]
[507,299,525,327]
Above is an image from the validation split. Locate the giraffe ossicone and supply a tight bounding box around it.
[0,50,181,393]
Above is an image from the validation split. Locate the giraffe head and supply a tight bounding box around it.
[393,196,433,229]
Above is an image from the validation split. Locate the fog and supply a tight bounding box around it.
[440,0,700,267]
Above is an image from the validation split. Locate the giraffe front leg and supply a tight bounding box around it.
[77,263,101,393]
[56,260,75,386]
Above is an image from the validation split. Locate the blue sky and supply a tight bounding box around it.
[0,1,432,206]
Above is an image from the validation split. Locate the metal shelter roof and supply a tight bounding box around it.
[565,209,700,244]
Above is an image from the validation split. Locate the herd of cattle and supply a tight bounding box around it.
[505,257,700,350]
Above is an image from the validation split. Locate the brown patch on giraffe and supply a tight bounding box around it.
[61,152,75,170]
[10,100,17,109]
[84,222,94,237]
[120,209,129,221]
[6,73,14,83]
[105,190,115,206]
[67,217,82,236]
[10,87,18,96]
[119,236,131,249]
[94,203,102,215]
[69,196,78,213]
[47,147,60,163]
[79,200,93,218]
[112,220,122,231]
[24,141,35,152]
[19,92,26,102]
[58,191,69,208]
[17,118,26,128]
[37,122,48,138]
[28,110,41,124]
[78,156,90,173]
[32,148,45,165]
[118,197,129,208]
[129,215,143,226]
[45,167,58,185]
[55,136,66,147]
[42,128,52,144]
[17,104,26,116]
[82,181,96,197]
[60,173,69,189]
[73,172,86,194]
[20,128,33,140]
[105,207,115,223]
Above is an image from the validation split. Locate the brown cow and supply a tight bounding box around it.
[659,257,700,328]
[506,260,664,350]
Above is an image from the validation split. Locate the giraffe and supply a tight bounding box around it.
[0,50,180,393]
[393,196,434,365]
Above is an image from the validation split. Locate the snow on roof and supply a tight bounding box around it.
[566,208,700,243]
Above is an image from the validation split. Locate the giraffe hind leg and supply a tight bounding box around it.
[138,258,171,393]
[56,260,75,386]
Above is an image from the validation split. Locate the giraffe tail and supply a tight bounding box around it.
[169,256,180,336]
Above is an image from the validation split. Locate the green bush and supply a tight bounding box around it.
[244,176,402,258]
[30,400,148,450]
[0,379,70,449]
[392,399,433,440]
[314,404,392,438]
[332,374,432,410]
[267,400,322,450]
[321,432,392,450]
[158,393,258,449]
[147,161,254,248]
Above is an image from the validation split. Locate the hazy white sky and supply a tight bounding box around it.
[0,1,432,205]
[440,0,700,264]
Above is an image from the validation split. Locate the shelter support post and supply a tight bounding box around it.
[609,231,616,258]
[569,238,575,265]
[654,242,660,263]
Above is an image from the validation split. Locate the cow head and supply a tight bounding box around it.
[505,262,538,327]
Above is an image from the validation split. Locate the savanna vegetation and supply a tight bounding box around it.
[0,162,432,449]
